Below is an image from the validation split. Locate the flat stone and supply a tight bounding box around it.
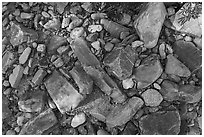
[2,95,12,119]
[81,2,93,13]
[44,70,83,113]
[19,108,57,135]
[19,47,31,64]
[165,54,191,77]
[70,64,93,95]
[47,35,67,52]
[103,46,136,80]
[32,69,47,86]
[141,89,163,107]
[173,40,202,72]
[70,27,84,39]
[9,21,38,46]
[139,111,181,135]
[71,113,86,128]
[67,18,83,32]
[133,54,163,89]
[9,65,24,88]
[20,12,33,19]
[18,90,44,112]
[2,51,15,73]
[134,2,167,48]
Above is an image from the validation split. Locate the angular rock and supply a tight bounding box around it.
[18,90,44,112]
[141,89,163,107]
[9,21,38,47]
[122,77,134,89]
[2,95,12,119]
[32,69,47,86]
[9,65,24,88]
[134,2,167,48]
[2,51,15,73]
[44,17,61,30]
[103,46,136,80]
[165,54,191,77]
[122,121,138,135]
[47,35,67,52]
[53,57,64,68]
[139,111,181,135]
[133,54,163,89]
[56,2,67,14]
[173,40,202,72]
[19,47,31,64]
[44,70,83,113]
[70,64,93,95]
[19,108,57,135]
[71,113,86,128]
[70,27,84,39]
[61,17,70,28]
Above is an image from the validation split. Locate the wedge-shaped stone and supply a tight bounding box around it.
[70,64,93,95]
[45,70,83,113]
[134,2,167,48]
[139,111,181,135]
[133,54,163,89]
[9,21,38,47]
[2,51,15,73]
[165,54,191,77]
[19,108,57,135]
[103,46,136,80]
[9,65,24,88]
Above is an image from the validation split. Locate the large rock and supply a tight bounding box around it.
[134,2,167,48]
[19,108,57,135]
[103,46,136,80]
[9,65,24,88]
[139,111,181,135]
[2,51,15,73]
[44,70,83,113]
[133,54,163,89]
[172,3,202,37]
[47,35,67,52]
[9,21,38,47]
[69,64,93,95]
[165,54,191,77]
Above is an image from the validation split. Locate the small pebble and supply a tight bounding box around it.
[159,43,166,59]
[122,78,134,89]
[88,25,103,33]
[3,80,10,87]
[184,35,192,42]
[32,42,37,48]
[53,57,64,68]
[23,66,29,75]
[17,116,24,126]
[71,113,86,128]
[61,17,70,28]
[153,83,161,90]
[91,13,107,20]
[13,9,20,16]
[86,33,98,42]
[3,88,12,95]
[20,12,33,19]
[57,46,69,54]
[97,129,110,135]
[91,41,101,50]
[6,130,16,135]
[42,11,50,18]
[70,27,84,39]
[104,42,114,52]
[132,40,144,48]
[48,99,56,109]
[14,127,20,133]
[167,7,175,16]
[37,44,46,52]
[120,31,130,40]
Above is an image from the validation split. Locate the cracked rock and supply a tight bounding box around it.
[141,89,163,107]
[134,2,167,48]
[139,111,181,135]
[165,54,191,77]
[19,108,57,135]
[9,65,24,88]
[104,46,136,80]
[133,54,163,89]
[71,112,86,128]
[45,70,83,113]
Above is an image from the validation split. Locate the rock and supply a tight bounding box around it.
[44,71,83,113]
[97,129,110,135]
[88,25,103,33]
[167,7,175,16]
[9,65,24,88]
[86,33,98,42]
[100,19,130,39]
[37,44,46,52]
[56,2,67,14]
[141,89,163,107]
[139,111,181,135]
[131,40,144,48]
[61,17,70,28]
[165,54,191,77]
[53,57,64,68]
[153,83,161,90]
[173,40,202,72]
[193,37,202,49]
[106,97,144,128]
[42,11,50,18]
[19,108,57,135]
[172,3,202,37]
[81,2,93,13]
[122,121,138,135]
[9,21,38,46]
[78,125,88,135]
[20,12,33,19]
[31,69,47,86]
[17,116,25,126]
[18,90,44,112]
[118,13,131,25]
[44,17,61,30]
[104,42,114,52]
[47,35,67,52]
[133,54,163,89]
[67,18,83,32]
[6,130,16,135]
[197,117,202,129]
[91,13,107,20]
[2,95,11,119]
[122,77,134,89]
[134,2,167,48]
[103,46,136,80]
[19,47,31,64]
[70,27,84,39]
[184,35,192,42]
[70,64,93,95]
[71,113,86,128]
[91,41,101,50]
[159,43,166,59]
[2,51,15,73]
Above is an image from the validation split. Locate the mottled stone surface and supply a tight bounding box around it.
[134,2,166,48]
[45,70,83,113]
[19,108,57,135]
[133,54,163,89]
[139,111,181,135]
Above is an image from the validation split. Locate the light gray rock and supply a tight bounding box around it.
[19,47,31,64]
[32,69,47,86]
[71,113,86,128]
[9,65,24,88]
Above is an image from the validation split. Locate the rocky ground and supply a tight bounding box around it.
[2,2,202,135]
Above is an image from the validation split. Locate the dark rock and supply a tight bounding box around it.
[47,35,67,53]
[122,121,138,135]
[139,111,181,135]
[103,46,136,80]
[19,108,57,135]
[44,70,83,113]
[2,95,12,120]
[133,54,163,89]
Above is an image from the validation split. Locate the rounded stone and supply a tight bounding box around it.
[70,27,84,39]
[71,113,86,128]
[37,44,46,52]
[184,35,192,42]
[141,89,163,107]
